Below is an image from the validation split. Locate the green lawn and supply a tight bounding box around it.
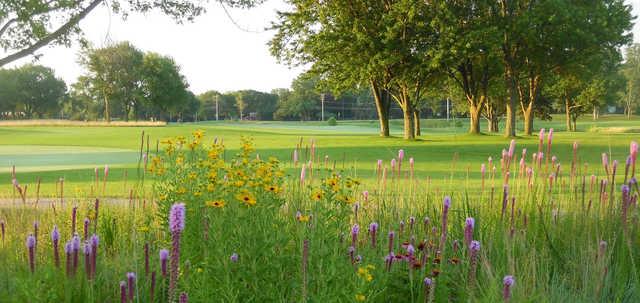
[0,115,638,198]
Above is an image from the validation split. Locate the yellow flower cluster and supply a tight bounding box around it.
[357,265,375,282]
[151,132,285,210]
[310,173,361,205]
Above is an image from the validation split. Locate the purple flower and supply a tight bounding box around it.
[120,281,127,303]
[503,275,515,301]
[470,240,480,252]
[369,222,378,248]
[179,292,188,303]
[26,234,36,248]
[51,225,60,242]
[27,234,36,272]
[127,272,136,301]
[406,244,415,256]
[159,249,169,276]
[300,164,306,184]
[169,203,186,233]
[398,149,405,161]
[72,234,80,251]
[481,164,486,175]
[539,128,545,141]
[362,190,369,201]
[443,196,451,210]
[464,217,475,247]
[230,252,239,262]
[424,277,432,286]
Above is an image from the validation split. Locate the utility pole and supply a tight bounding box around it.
[321,93,325,121]
[215,94,219,121]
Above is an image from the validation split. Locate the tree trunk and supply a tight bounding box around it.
[401,103,415,140]
[469,104,481,134]
[490,117,499,132]
[504,71,517,137]
[573,116,577,131]
[413,110,421,137]
[565,99,573,132]
[104,95,110,123]
[593,106,597,121]
[370,80,390,137]
[523,105,533,135]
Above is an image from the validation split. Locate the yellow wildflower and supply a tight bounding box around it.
[355,294,366,301]
[206,200,225,208]
[236,190,256,206]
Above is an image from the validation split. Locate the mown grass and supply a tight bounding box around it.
[1,116,638,198]
[0,129,638,302]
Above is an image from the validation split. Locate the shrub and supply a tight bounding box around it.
[327,117,337,126]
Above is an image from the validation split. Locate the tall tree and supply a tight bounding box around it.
[0,0,263,67]
[499,0,632,135]
[0,64,66,118]
[140,52,189,120]
[271,0,439,139]
[435,0,501,134]
[622,44,640,118]
[79,41,144,122]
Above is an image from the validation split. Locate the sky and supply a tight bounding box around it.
[4,0,640,95]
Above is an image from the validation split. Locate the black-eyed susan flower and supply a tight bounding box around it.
[206,200,225,208]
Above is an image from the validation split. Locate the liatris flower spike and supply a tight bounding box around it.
[120,281,127,303]
[351,224,359,248]
[90,234,99,277]
[230,253,239,263]
[503,275,515,301]
[439,197,451,252]
[84,242,92,279]
[65,241,72,276]
[469,240,481,284]
[52,225,60,267]
[83,218,90,240]
[464,218,475,247]
[159,249,169,276]
[169,203,186,302]
[180,292,188,303]
[27,234,36,272]
[424,278,433,302]
[362,190,369,202]
[126,272,136,301]
[369,222,378,248]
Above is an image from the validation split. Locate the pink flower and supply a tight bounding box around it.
[398,149,405,162]
[362,190,369,202]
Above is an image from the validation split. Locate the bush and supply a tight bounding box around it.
[327,117,337,126]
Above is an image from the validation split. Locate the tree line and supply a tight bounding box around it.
[269,0,636,138]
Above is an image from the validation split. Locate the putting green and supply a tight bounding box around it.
[0,145,138,173]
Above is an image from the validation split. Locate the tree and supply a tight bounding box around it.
[435,0,501,134]
[0,64,66,118]
[140,52,190,121]
[235,92,246,120]
[79,42,144,122]
[271,0,439,139]
[0,0,263,67]
[622,44,640,118]
[498,0,632,135]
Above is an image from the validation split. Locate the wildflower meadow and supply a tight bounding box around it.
[0,128,639,302]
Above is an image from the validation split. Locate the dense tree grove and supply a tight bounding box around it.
[2,3,640,132]
[270,0,634,138]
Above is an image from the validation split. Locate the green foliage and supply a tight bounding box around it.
[0,0,265,66]
[327,116,337,126]
[0,64,66,118]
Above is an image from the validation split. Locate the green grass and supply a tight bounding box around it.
[0,116,638,302]
[0,115,638,198]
